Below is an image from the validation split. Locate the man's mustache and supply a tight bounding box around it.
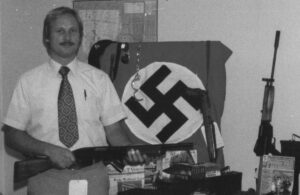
[60,42,75,46]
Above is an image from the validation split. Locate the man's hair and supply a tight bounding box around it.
[43,6,84,52]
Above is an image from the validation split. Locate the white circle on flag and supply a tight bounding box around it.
[122,62,206,144]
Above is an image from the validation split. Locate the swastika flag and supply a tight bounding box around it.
[90,41,232,163]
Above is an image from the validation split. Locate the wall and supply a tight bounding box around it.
[2,0,300,194]
[0,0,4,193]
[158,0,300,190]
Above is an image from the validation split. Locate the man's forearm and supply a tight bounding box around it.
[104,120,132,146]
[2,124,55,157]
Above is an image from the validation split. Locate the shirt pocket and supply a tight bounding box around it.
[79,91,101,122]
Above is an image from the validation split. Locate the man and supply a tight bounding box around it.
[2,6,144,195]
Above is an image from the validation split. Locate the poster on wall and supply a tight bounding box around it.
[73,0,158,61]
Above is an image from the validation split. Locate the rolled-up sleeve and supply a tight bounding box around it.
[3,78,31,131]
[99,75,126,126]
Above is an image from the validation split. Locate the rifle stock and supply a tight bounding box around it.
[14,143,194,183]
[14,157,52,183]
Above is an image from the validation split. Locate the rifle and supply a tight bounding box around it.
[200,91,217,162]
[254,31,281,156]
[14,142,194,183]
[183,87,217,162]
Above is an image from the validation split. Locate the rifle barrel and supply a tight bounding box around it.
[270,30,280,80]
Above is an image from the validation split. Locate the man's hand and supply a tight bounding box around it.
[125,149,148,165]
[3,125,76,169]
[45,145,75,169]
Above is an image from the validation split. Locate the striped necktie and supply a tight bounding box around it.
[58,66,79,148]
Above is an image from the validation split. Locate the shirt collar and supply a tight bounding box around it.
[49,58,79,76]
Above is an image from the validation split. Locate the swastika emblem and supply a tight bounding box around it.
[122,62,206,144]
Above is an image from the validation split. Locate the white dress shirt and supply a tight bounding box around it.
[3,58,126,150]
